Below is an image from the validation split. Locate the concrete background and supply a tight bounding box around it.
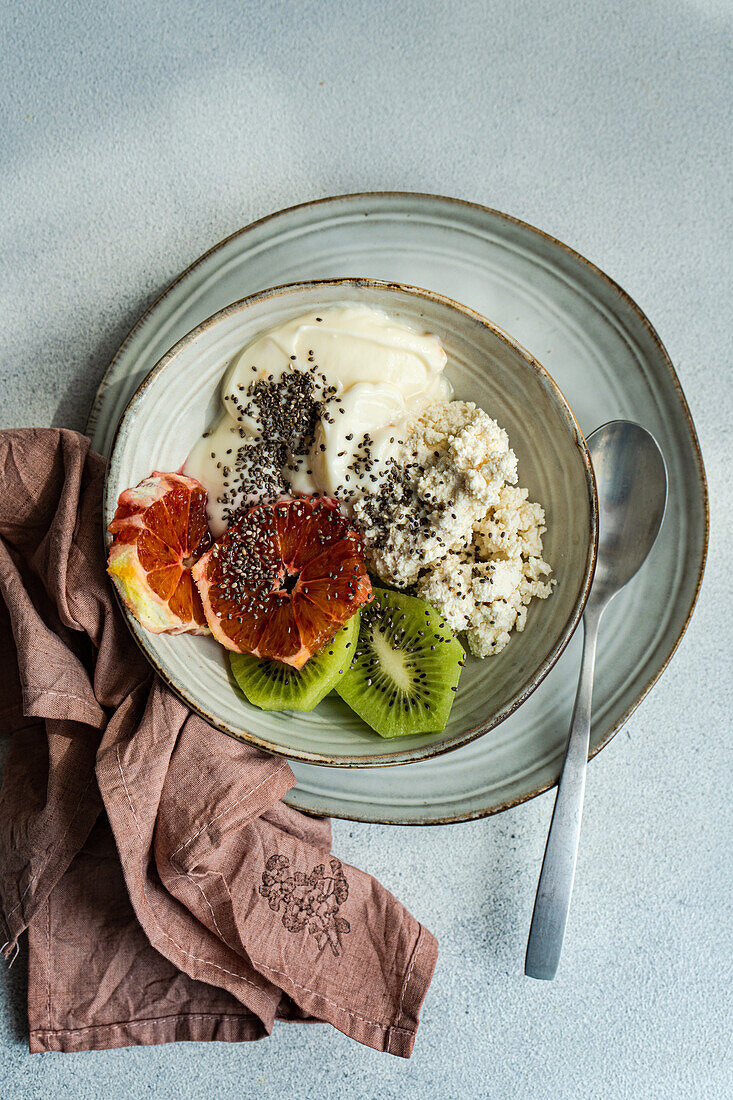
[1,1,731,1097]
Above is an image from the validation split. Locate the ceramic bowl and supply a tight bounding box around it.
[104,279,597,766]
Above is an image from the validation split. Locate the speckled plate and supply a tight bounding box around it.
[89,193,708,824]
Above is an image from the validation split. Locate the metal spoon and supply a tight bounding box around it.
[525,420,667,980]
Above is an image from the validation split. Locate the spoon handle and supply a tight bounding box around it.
[525,606,601,980]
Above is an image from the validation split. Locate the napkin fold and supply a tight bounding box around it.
[0,429,437,1057]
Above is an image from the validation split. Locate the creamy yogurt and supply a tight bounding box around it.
[185,305,451,534]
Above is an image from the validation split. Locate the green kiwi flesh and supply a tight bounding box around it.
[230,612,360,712]
[336,586,464,737]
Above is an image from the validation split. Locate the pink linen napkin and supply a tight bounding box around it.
[0,428,437,1056]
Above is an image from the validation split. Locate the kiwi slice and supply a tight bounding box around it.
[230,612,360,712]
[336,586,464,738]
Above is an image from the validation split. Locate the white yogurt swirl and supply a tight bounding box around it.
[185,305,451,535]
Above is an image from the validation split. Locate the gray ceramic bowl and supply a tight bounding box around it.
[104,279,598,766]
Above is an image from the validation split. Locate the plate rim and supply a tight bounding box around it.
[88,191,709,823]
[104,276,598,767]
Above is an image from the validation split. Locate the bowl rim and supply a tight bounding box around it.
[104,276,599,766]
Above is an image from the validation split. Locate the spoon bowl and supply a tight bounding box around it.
[589,421,668,604]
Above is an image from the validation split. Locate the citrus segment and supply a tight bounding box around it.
[107,472,212,635]
[273,495,345,569]
[256,596,311,668]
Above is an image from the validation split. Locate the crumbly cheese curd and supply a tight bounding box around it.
[416,485,553,658]
[353,402,517,586]
[354,402,554,657]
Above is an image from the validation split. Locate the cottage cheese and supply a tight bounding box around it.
[354,402,517,586]
[355,401,553,658]
[417,485,553,658]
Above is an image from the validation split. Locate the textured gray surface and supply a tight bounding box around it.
[1,1,731,1097]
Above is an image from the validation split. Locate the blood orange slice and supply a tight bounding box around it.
[107,472,212,635]
[192,496,372,669]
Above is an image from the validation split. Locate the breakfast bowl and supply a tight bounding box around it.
[104,279,598,766]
